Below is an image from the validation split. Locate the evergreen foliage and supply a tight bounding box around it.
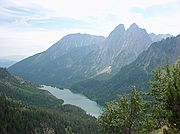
[98,87,157,134]
[0,68,99,134]
[98,60,180,133]
[151,59,180,132]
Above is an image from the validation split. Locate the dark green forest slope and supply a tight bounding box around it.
[71,35,180,105]
[0,68,99,134]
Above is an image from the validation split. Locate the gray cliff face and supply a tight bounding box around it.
[48,33,104,51]
[98,24,126,66]
[45,33,105,60]
[92,23,152,77]
[8,23,172,85]
[112,23,152,69]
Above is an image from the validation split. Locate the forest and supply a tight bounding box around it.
[0,68,98,134]
[0,59,179,134]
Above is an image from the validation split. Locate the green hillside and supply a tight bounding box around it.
[0,68,99,134]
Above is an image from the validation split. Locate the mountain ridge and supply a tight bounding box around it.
[8,23,172,86]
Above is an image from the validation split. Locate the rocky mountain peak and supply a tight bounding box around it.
[127,23,148,35]
[47,33,105,53]
[128,23,139,30]
[108,24,125,38]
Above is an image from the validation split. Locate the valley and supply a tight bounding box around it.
[1,0,180,133]
[8,23,178,106]
[1,15,179,134]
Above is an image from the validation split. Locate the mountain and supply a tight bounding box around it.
[0,55,27,67]
[9,23,163,85]
[149,33,172,42]
[73,24,172,81]
[94,23,152,73]
[9,33,105,85]
[71,35,180,104]
[0,68,99,134]
[0,59,16,67]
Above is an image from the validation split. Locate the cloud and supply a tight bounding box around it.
[26,17,90,30]
[129,1,180,34]
[130,1,180,18]
[0,0,50,18]
[0,0,180,57]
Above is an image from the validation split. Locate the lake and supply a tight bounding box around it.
[40,85,102,118]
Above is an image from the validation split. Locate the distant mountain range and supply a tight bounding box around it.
[71,35,180,104]
[0,55,26,67]
[8,23,172,86]
[149,33,173,42]
[0,59,16,67]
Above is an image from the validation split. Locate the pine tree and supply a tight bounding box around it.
[98,87,148,134]
[151,59,180,132]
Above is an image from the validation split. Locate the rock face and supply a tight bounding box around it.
[97,23,152,70]
[8,23,172,85]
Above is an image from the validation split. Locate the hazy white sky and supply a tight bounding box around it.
[0,0,180,58]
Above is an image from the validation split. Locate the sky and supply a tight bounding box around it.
[0,0,180,59]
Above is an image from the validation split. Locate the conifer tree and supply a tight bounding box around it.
[151,59,180,132]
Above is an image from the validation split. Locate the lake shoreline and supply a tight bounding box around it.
[40,85,102,118]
